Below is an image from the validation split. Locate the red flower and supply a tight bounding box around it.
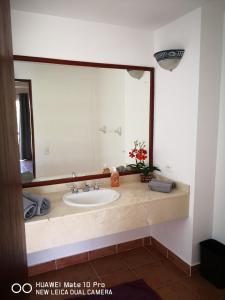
[129,151,135,158]
[129,148,138,158]
[129,141,148,162]
[142,149,147,155]
[135,148,147,161]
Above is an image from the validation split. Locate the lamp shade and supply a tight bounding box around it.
[127,70,145,79]
[154,49,185,71]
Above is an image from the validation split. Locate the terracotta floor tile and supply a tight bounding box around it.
[157,280,201,300]
[181,273,225,300]
[89,245,116,260]
[145,245,168,262]
[151,238,168,257]
[133,261,182,290]
[29,260,56,277]
[28,247,225,300]
[163,259,188,280]
[120,247,157,269]
[29,271,63,299]
[56,252,88,270]
[68,278,104,299]
[29,269,63,288]
[90,254,128,276]
[100,269,137,288]
[57,262,98,282]
[117,239,143,253]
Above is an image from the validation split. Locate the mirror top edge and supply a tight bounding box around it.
[22,171,139,188]
[13,55,154,72]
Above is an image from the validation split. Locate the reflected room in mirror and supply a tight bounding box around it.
[15,79,35,182]
[14,57,154,186]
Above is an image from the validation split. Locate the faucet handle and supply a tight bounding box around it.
[94,182,100,190]
[68,183,78,193]
[82,182,90,192]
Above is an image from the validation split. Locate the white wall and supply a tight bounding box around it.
[125,71,150,164]
[192,0,225,264]
[92,68,125,170]
[213,12,225,244]
[152,1,225,265]
[11,10,153,66]
[152,9,201,264]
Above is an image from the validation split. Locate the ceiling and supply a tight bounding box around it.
[11,0,209,30]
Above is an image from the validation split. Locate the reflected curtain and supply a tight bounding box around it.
[19,93,32,160]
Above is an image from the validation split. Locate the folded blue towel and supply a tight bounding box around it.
[23,197,37,220]
[23,192,51,216]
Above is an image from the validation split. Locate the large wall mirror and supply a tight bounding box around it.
[14,56,154,187]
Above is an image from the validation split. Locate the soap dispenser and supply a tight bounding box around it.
[111,167,120,187]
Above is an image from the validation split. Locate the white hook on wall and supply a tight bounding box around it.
[99,126,122,136]
[114,126,122,136]
[99,126,107,133]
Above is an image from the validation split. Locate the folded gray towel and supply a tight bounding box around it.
[23,197,37,220]
[116,166,126,173]
[149,179,175,193]
[23,192,51,216]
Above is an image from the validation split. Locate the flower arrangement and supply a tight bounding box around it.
[128,141,160,177]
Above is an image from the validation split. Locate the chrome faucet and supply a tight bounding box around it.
[82,182,91,192]
[69,181,100,193]
[94,182,100,190]
[82,182,100,192]
[71,184,78,193]
[70,172,78,193]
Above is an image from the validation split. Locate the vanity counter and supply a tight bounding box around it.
[25,179,189,253]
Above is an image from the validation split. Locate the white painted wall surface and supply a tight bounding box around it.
[92,68,125,170]
[152,9,201,264]
[152,1,225,265]
[124,71,150,165]
[213,12,225,244]
[11,10,154,66]
[192,0,225,264]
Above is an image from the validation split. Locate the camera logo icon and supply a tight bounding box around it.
[11,283,32,294]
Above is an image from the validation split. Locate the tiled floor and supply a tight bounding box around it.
[29,246,225,299]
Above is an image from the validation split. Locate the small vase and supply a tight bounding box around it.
[140,173,153,183]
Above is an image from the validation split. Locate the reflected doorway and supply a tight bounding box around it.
[15,79,35,181]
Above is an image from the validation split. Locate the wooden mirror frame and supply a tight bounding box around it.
[13,55,155,188]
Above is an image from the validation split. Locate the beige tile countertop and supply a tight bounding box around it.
[24,175,189,253]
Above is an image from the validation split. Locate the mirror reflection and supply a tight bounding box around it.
[14,60,151,183]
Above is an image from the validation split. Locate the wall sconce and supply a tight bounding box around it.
[127,70,145,79]
[154,49,185,71]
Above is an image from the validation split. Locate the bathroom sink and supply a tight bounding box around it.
[63,189,120,207]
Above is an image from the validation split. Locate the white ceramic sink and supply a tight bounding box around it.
[63,189,120,207]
